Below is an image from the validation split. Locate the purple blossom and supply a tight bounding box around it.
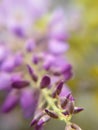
[0,1,83,130]
[0,0,50,36]
[48,39,69,54]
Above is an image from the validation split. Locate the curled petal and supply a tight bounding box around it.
[27,65,38,82]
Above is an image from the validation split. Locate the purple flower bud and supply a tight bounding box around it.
[1,90,19,113]
[52,81,64,98]
[30,110,44,127]
[40,75,51,89]
[45,109,58,119]
[12,80,30,89]
[37,115,50,126]
[61,97,68,109]
[66,101,74,114]
[27,65,38,82]
[73,107,84,114]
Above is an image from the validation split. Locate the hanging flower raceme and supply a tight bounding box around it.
[0,1,83,130]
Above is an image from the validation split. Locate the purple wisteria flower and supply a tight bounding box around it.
[0,1,83,130]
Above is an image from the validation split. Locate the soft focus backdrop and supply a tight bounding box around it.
[0,0,98,130]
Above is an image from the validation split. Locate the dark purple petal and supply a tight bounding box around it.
[27,65,38,82]
[45,109,58,119]
[66,101,74,114]
[61,97,68,109]
[40,75,51,89]
[52,81,64,98]
[73,107,84,114]
[12,80,30,89]
[30,110,44,127]
[1,90,19,113]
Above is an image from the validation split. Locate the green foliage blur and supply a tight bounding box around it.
[67,0,98,129]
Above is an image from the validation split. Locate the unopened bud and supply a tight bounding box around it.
[27,65,38,82]
[74,107,84,114]
[30,111,44,127]
[61,97,68,108]
[45,109,58,119]
[52,81,64,98]
[66,101,74,114]
[40,75,51,89]
[12,80,30,89]
[37,115,50,126]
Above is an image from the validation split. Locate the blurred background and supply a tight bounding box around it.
[0,0,98,130]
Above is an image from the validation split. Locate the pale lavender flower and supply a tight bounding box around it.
[48,39,69,54]
[0,0,50,36]
[48,8,69,41]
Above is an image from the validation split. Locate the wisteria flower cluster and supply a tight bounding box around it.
[0,0,83,130]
